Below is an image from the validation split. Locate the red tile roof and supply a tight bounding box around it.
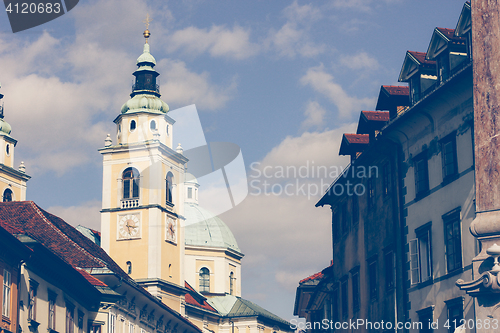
[0,201,128,279]
[77,268,108,287]
[299,271,324,284]
[184,282,217,312]
[0,220,24,235]
[382,85,409,96]
[408,51,435,65]
[361,111,390,122]
[343,134,369,144]
[436,27,466,45]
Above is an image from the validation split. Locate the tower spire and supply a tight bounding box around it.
[143,14,152,43]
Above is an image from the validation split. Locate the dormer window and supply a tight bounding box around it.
[409,75,421,105]
[437,53,450,84]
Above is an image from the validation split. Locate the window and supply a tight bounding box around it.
[444,209,462,273]
[410,222,433,284]
[150,120,156,130]
[48,291,57,330]
[446,297,464,333]
[341,202,348,235]
[128,323,134,333]
[166,172,173,204]
[2,270,11,317]
[129,120,136,131]
[229,272,234,295]
[66,302,75,333]
[199,268,210,293]
[126,261,132,275]
[187,187,192,199]
[352,194,359,225]
[437,53,450,84]
[414,151,429,197]
[341,277,348,320]
[78,311,84,333]
[368,259,378,300]
[417,306,434,333]
[410,75,421,105]
[122,168,140,199]
[5,144,9,155]
[332,287,339,323]
[367,177,375,208]
[3,188,12,202]
[89,323,102,333]
[28,280,38,321]
[441,133,458,181]
[351,268,360,313]
[384,249,395,291]
[382,163,391,196]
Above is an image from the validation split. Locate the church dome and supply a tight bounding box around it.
[0,118,11,135]
[184,203,241,253]
[120,94,169,114]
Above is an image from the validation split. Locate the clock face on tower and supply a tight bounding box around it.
[118,214,141,240]
[166,217,177,244]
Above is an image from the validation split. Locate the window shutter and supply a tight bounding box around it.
[409,239,420,284]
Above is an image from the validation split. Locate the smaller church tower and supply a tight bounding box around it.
[0,84,30,202]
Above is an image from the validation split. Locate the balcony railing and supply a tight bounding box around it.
[132,83,159,94]
[121,198,139,209]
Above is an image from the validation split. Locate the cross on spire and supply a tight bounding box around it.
[143,14,152,42]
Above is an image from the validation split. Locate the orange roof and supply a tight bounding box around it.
[382,85,409,96]
[361,111,390,122]
[344,133,369,144]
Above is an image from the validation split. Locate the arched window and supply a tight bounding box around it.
[123,167,140,199]
[229,272,234,295]
[130,119,136,131]
[3,189,12,202]
[150,120,157,130]
[126,261,132,274]
[166,172,173,204]
[199,268,210,293]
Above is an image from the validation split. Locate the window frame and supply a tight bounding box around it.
[199,267,210,293]
[48,290,57,331]
[2,269,11,318]
[166,172,174,205]
[340,276,348,320]
[416,306,434,333]
[382,163,391,197]
[367,257,378,301]
[416,222,433,284]
[122,168,140,200]
[414,151,429,198]
[445,297,464,333]
[229,272,234,295]
[443,208,462,273]
[66,302,75,333]
[351,267,360,313]
[440,132,458,183]
[28,280,38,322]
[384,247,395,291]
[3,188,12,202]
[367,177,375,208]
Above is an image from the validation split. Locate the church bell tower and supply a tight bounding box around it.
[99,25,188,313]
[0,84,30,202]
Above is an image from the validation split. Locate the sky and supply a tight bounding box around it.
[0,0,466,321]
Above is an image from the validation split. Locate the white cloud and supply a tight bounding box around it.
[300,101,327,131]
[332,0,373,11]
[158,58,236,111]
[168,25,259,59]
[48,200,101,230]
[268,1,325,58]
[339,51,380,70]
[300,65,374,118]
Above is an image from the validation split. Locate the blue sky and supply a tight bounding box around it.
[0,0,465,321]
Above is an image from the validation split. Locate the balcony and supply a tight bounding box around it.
[121,198,139,209]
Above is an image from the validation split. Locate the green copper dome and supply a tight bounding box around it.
[184,203,241,253]
[0,118,11,135]
[120,94,169,114]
